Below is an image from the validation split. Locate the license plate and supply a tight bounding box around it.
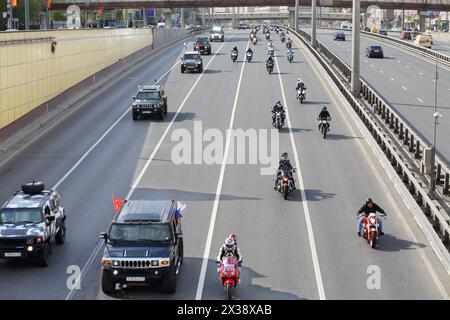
[142,111,152,114]
[126,277,145,282]
[4,252,21,257]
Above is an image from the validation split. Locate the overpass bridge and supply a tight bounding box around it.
[51,0,450,11]
[207,11,352,22]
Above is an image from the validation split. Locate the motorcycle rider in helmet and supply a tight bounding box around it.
[271,100,285,126]
[296,77,306,92]
[216,236,243,281]
[274,152,296,190]
[357,198,386,236]
[317,106,331,130]
[246,47,254,56]
[266,55,275,69]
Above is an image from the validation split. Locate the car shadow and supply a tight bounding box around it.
[280,128,313,133]
[203,69,222,74]
[162,112,196,122]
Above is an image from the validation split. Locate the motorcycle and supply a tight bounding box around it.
[281,36,286,43]
[218,252,240,300]
[297,89,306,103]
[246,51,253,62]
[318,118,331,139]
[265,33,270,40]
[252,37,257,45]
[287,52,294,63]
[231,51,238,62]
[286,42,292,49]
[268,48,274,57]
[275,168,296,200]
[360,212,386,248]
[266,62,274,74]
[272,110,283,130]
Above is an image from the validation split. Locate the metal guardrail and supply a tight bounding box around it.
[291,27,450,253]
[0,37,55,46]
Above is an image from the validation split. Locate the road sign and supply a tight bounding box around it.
[146,9,155,17]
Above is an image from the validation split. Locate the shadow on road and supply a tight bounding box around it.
[203,69,223,74]
[326,133,363,141]
[284,188,335,202]
[377,234,427,252]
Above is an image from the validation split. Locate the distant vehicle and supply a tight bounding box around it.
[180,51,203,73]
[400,31,412,40]
[340,22,350,29]
[185,24,194,29]
[210,26,224,42]
[423,31,434,44]
[157,22,166,28]
[237,23,250,30]
[370,27,378,33]
[100,200,184,294]
[364,26,371,32]
[414,34,432,48]
[366,45,384,58]
[194,37,212,55]
[333,31,346,41]
[379,29,388,35]
[0,182,66,267]
[131,85,168,120]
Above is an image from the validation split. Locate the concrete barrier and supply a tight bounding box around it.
[0,28,188,134]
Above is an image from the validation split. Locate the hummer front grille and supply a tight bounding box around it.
[0,238,28,246]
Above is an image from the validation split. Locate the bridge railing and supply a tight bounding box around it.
[291,27,450,271]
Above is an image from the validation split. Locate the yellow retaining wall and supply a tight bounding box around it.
[0,29,153,130]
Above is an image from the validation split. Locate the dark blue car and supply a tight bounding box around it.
[333,31,346,41]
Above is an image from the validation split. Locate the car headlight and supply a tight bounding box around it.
[112,260,120,267]
[196,61,201,64]
[102,258,112,267]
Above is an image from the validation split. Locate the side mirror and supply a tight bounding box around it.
[100,232,108,240]
[132,96,136,102]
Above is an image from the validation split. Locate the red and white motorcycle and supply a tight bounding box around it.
[218,252,240,300]
[360,212,385,249]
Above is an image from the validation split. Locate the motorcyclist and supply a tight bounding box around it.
[246,47,253,55]
[266,56,274,69]
[274,152,296,190]
[296,77,305,91]
[357,198,386,236]
[232,46,238,54]
[317,106,331,130]
[216,236,243,281]
[271,99,285,126]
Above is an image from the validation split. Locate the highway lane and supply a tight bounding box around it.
[0,30,449,300]
[302,28,450,167]
[198,31,450,300]
[0,32,216,299]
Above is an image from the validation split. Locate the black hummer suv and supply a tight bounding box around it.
[0,182,66,267]
[180,51,203,73]
[131,85,168,120]
[100,200,184,294]
[194,37,212,55]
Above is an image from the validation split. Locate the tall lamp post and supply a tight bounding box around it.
[429,59,442,197]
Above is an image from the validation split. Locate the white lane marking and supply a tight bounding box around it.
[274,54,326,300]
[295,34,449,299]
[402,86,408,91]
[379,70,384,74]
[406,65,411,69]
[52,60,180,190]
[370,64,375,68]
[417,98,424,103]
[390,77,395,81]
[65,38,230,301]
[397,60,401,63]
[364,59,368,63]
[419,72,424,76]
[195,39,250,300]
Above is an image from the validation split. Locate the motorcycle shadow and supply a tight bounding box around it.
[281,189,336,202]
[374,234,426,252]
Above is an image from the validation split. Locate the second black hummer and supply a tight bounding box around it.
[131,85,168,120]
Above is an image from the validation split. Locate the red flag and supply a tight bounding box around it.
[12,0,17,7]
[47,0,52,9]
[112,194,125,213]
[98,9,103,15]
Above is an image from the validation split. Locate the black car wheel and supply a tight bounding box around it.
[55,220,66,245]
[161,267,177,294]
[199,65,203,73]
[181,65,185,73]
[101,270,116,294]
[36,242,50,267]
[158,109,164,120]
[132,111,138,120]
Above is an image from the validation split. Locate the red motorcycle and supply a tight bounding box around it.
[218,252,240,300]
[361,212,385,248]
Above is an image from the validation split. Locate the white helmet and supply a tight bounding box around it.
[225,237,235,249]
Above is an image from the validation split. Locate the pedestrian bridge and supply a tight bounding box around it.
[51,0,450,11]
[211,11,352,21]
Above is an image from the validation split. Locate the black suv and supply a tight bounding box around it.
[194,37,212,55]
[131,85,168,120]
[100,200,184,294]
[180,51,203,73]
[0,182,66,267]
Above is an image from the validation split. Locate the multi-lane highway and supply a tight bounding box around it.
[0,29,449,300]
[304,28,450,167]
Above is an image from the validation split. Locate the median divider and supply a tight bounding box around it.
[289,27,450,275]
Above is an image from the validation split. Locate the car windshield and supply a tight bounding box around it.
[198,40,208,45]
[136,91,160,100]
[108,224,172,243]
[371,46,382,50]
[0,209,43,224]
[184,54,199,60]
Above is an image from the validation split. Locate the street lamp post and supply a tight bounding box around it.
[429,59,440,197]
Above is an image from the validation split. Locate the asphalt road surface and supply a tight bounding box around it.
[0,30,449,300]
[304,28,450,167]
